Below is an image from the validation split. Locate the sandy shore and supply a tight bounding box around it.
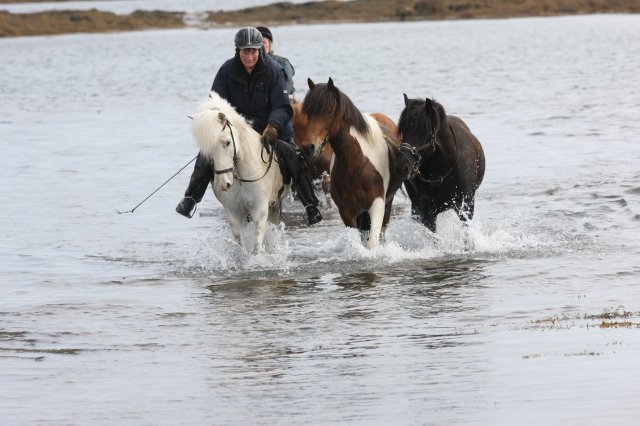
[2,0,640,37]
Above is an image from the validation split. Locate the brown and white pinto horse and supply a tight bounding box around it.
[302,78,403,249]
[293,102,400,208]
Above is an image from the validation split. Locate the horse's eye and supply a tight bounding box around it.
[225,140,231,147]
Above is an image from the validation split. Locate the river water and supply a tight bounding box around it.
[1,14,640,426]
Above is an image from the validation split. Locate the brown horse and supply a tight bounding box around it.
[395,95,485,232]
[292,102,400,208]
[302,78,403,249]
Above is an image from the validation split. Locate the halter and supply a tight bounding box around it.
[399,127,438,176]
[311,111,338,159]
[399,124,459,186]
[213,118,275,184]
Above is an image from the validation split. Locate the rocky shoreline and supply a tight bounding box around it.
[2,0,640,37]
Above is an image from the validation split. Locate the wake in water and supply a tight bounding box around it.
[176,198,580,280]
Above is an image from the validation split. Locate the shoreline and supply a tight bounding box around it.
[2,0,640,38]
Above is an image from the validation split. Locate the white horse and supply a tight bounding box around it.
[191,92,290,254]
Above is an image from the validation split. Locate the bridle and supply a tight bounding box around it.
[313,133,330,158]
[399,123,459,186]
[213,118,275,184]
[311,113,337,159]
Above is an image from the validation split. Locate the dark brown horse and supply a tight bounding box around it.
[302,78,403,249]
[395,95,485,232]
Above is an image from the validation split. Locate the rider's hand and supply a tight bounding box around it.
[261,123,279,146]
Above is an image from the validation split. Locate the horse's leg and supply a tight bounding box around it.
[409,202,436,233]
[455,194,477,251]
[227,213,246,252]
[269,199,282,224]
[367,197,386,250]
[356,212,371,231]
[322,174,332,208]
[252,208,269,254]
[379,201,394,244]
[455,193,475,224]
[405,182,437,232]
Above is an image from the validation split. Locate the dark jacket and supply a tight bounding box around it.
[270,53,295,95]
[211,52,293,141]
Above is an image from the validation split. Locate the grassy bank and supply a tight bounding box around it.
[2,0,640,38]
[0,9,185,37]
[207,0,640,25]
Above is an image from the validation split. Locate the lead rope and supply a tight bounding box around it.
[116,154,199,214]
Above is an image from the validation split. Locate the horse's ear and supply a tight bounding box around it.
[403,93,409,107]
[308,78,315,90]
[434,102,447,130]
[217,112,226,122]
[327,77,335,91]
[424,98,439,119]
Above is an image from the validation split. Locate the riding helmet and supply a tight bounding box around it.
[234,27,263,50]
[256,26,273,42]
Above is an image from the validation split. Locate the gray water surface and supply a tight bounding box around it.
[1,15,640,425]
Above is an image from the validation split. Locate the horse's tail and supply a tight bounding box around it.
[191,109,223,160]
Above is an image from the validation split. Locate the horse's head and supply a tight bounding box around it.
[299,78,339,153]
[395,94,447,180]
[191,108,237,193]
[302,78,370,151]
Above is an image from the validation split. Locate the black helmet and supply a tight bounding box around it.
[256,26,273,42]
[234,27,263,50]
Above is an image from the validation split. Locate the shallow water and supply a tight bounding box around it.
[1,15,640,425]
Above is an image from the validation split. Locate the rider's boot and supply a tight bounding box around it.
[176,153,212,218]
[295,174,323,225]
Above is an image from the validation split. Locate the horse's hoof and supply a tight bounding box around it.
[306,205,323,225]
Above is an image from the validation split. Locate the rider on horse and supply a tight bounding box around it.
[256,26,296,100]
[176,27,322,226]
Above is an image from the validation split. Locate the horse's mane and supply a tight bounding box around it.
[192,91,258,157]
[398,97,447,138]
[200,91,254,132]
[302,81,370,137]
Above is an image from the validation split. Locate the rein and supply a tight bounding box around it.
[313,134,330,158]
[214,119,275,184]
[401,123,459,186]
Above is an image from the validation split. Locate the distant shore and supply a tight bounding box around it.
[2,0,640,37]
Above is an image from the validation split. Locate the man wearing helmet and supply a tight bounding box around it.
[176,27,322,226]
